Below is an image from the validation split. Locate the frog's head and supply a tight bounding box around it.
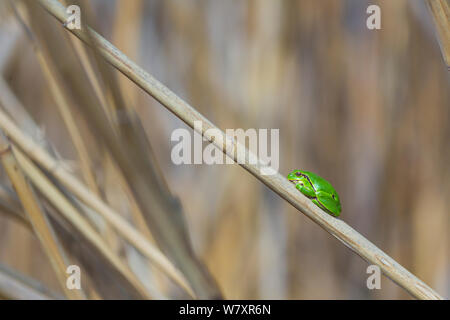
[287,170,303,183]
[316,190,341,217]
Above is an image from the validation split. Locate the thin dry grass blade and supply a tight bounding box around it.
[60,0,110,117]
[0,108,195,298]
[0,77,47,145]
[427,0,450,70]
[72,104,222,299]
[11,0,101,197]
[0,133,85,300]
[112,0,143,107]
[0,263,61,300]
[0,166,149,299]
[13,1,123,252]
[38,1,222,299]
[0,183,29,227]
[17,1,197,298]
[12,146,155,300]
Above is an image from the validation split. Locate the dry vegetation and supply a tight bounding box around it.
[0,0,448,300]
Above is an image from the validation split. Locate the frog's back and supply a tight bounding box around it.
[300,171,335,192]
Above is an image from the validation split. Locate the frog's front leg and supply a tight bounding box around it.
[295,182,316,198]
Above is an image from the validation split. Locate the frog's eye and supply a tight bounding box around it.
[332,194,335,200]
[295,172,302,177]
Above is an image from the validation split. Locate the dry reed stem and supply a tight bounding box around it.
[0,77,47,144]
[0,134,84,299]
[427,0,450,70]
[0,183,30,227]
[0,176,145,299]
[0,263,60,300]
[35,43,101,196]
[19,5,122,251]
[66,31,110,117]
[109,0,157,242]
[57,3,177,285]
[112,0,143,108]
[12,0,101,198]
[12,146,156,299]
[58,0,111,119]
[35,0,445,300]
[103,155,154,242]
[0,109,195,298]
[13,0,139,258]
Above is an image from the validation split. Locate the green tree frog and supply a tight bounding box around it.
[287,170,341,217]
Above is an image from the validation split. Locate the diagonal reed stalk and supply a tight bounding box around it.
[0,161,150,299]
[426,0,450,70]
[0,263,62,300]
[34,0,444,300]
[10,1,124,255]
[0,183,29,228]
[0,108,195,298]
[0,134,84,300]
[15,0,217,298]
[12,2,160,283]
[11,146,156,299]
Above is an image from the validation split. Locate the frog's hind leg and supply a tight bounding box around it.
[312,198,336,216]
[312,198,326,211]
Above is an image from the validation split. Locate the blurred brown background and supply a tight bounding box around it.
[0,0,448,299]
